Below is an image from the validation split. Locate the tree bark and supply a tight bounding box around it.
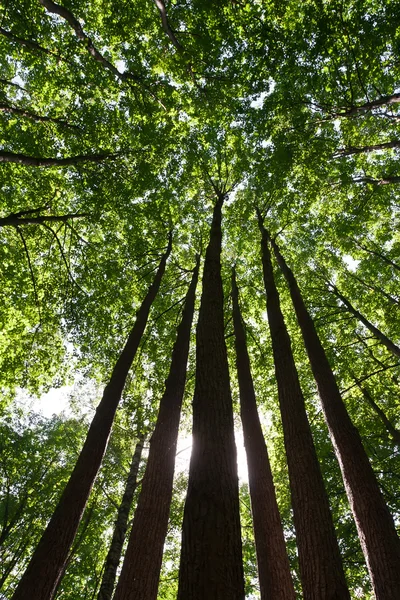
[257,210,350,600]
[12,235,172,600]
[231,267,295,600]
[96,434,145,600]
[271,236,400,600]
[114,256,199,600]
[178,195,245,600]
[329,285,400,358]
[0,151,114,167]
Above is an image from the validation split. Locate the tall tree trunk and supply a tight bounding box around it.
[257,210,350,600]
[329,284,400,358]
[178,195,244,600]
[271,236,400,599]
[96,434,145,600]
[114,256,199,600]
[231,267,295,600]
[12,235,172,600]
[351,376,400,446]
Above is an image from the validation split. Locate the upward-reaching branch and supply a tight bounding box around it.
[38,0,141,82]
[154,0,184,51]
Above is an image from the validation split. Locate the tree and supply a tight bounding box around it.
[2,1,400,598]
[114,256,199,600]
[231,266,295,600]
[271,235,400,599]
[12,238,171,600]
[178,193,245,599]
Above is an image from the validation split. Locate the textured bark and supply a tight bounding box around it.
[0,151,114,167]
[352,377,400,446]
[178,196,244,600]
[231,267,295,600]
[335,140,400,157]
[12,235,172,600]
[257,210,350,600]
[272,237,400,600]
[330,285,400,358]
[97,435,145,600]
[114,257,199,600]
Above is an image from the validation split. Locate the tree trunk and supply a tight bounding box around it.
[271,236,400,600]
[329,284,400,358]
[96,434,145,600]
[113,257,199,600]
[231,267,295,600]
[178,195,244,600]
[257,210,350,600]
[12,235,172,600]
[352,376,400,446]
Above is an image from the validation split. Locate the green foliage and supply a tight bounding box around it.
[1,0,400,597]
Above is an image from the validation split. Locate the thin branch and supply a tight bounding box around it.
[0,150,116,167]
[0,103,79,129]
[154,0,183,50]
[16,226,42,322]
[0,211,89,227]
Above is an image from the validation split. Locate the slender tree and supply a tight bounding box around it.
[231,266,295,600]
[351,376,400,446]
[12,234,172,600]
[257,209,350,600]
[97,433,145,600]
[178,193,244,600]
[329,284,400,358]
[271,235,400,599]
[114,255,199,600]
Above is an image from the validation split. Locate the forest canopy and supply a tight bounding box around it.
[1,0,400,599]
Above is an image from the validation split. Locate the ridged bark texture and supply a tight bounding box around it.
[114,257,199,600]
[257,211,350,600]
[231,267,295,600]
[178,196,245,600]
[272,238,400,599]
[12,235,172,600]
[97,434,145,600]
